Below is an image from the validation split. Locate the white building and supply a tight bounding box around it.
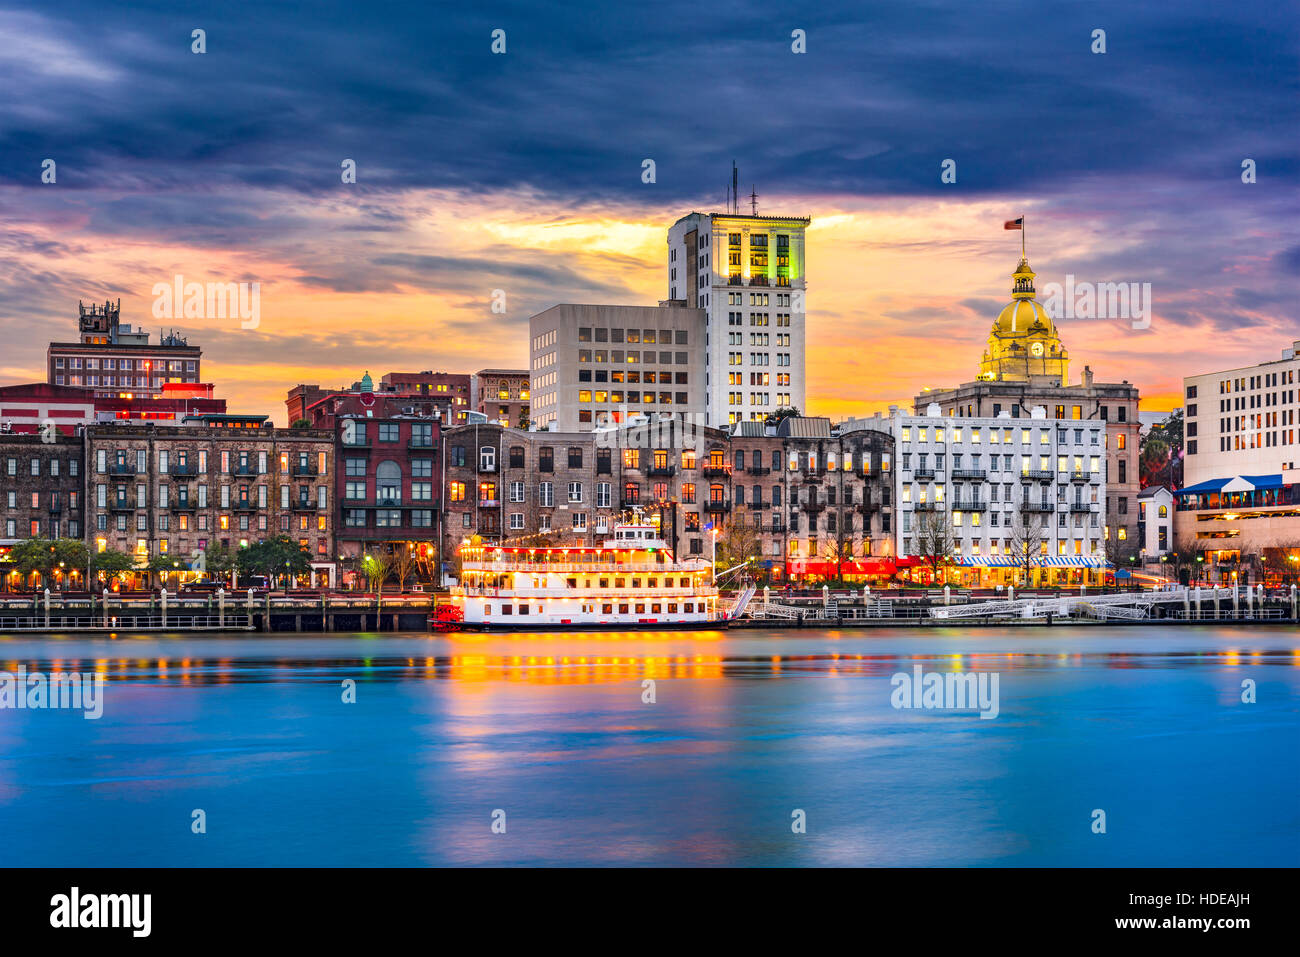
[892,404,1109,585]
[1175,340,1300,576]
[666,210,809,428]
[1182,339,1300,484]
[1137,486,1174,562]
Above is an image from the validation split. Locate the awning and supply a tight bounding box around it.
[1042,555,1110,567]
[786,558,897,576]
[1176,474,1284,496]
[950,555,1108,568]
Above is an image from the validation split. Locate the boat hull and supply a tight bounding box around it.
[429,617,732,632]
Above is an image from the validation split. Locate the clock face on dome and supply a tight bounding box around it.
[1030,342,1045,357]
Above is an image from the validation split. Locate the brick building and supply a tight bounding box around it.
[84,422,337,585]
[472,369,530,428]
[0,433,85,590]
[301,392,442,570]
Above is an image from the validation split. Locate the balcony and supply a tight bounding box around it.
[233,501,259,512]
[913,501,944,512]
[646,465,676,477]
[1021,469,1053,482]
[1019,501,1055,512]
[747,465,771,476]
[704,500,731,513]
[620,497,641,509]
[47,502,62,514]
[291,499,318,512]
[727,275,744,286]
[170,501,197,512]
[1069,502,1095,513]
[230,465,256,476]
[292,464,317,476]
[747,500,770,510]
[749,275,769,287]
[407,440,435,451]
[913,468,936,481]
[110,464,137,475]
[702,465,730,478]
[170,464,196,476]
[109,501,135,512]
[1070,470,1090,483]
[950,500,987,511]
[801,498,825,512]
[859,498,879,512]
[478,499,499,509]
[951,469,986,480]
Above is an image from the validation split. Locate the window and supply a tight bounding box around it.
[449,481,466,502]
[539,447,554,472]
[480,446,496,471]
[568,482,583,503]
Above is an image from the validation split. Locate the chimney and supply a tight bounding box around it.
[1082,365,1094,388]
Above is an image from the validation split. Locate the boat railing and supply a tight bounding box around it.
[453,586,717,599]
[460,560,704,573]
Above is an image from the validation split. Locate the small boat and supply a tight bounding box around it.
[430,523,755,631]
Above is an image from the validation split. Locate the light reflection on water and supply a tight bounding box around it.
[0,626,1297,867]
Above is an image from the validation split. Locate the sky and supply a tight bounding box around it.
[1,0,1296,425]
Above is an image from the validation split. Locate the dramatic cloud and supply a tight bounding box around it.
[0,0,1294,421]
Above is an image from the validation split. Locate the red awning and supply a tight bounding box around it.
[785,558,896,576]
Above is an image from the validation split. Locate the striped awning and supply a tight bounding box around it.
[951,554,1108,568]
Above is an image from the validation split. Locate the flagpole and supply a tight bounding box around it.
[1022,214,1026,259]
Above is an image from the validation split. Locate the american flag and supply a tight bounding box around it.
[1004,217,1023,230]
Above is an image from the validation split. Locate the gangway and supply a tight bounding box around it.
[723,583,757,622]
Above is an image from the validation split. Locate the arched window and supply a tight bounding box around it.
[1158,505,1168,518]
[376,460,402,503]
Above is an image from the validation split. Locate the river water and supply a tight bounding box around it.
[0,625,1296,866]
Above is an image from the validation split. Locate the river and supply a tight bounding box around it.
[0,625,1296,866]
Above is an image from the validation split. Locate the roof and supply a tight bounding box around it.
[776,416,833,439]
[1137,486,1173,499]
[1175,474,1284,496]
[731,421,772,438]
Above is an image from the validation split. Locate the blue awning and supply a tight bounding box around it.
[1175,477,1230,496]
[1176,474,1284,496]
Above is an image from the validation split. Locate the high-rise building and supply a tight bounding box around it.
[528,304,705,432]
[1174,340,1300,580]
[666,205,809,428]
[49,300,202,398]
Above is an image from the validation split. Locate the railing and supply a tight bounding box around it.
[1021,469,1053,481]
[170,501,197,511]
[951,469,986,480]
[1019,501,1055,512]
[913,469,936,480]
[702,465,730,477]
[0,614,254,632]
[950,500,987,511]
[292,465,317,476]
[1068,502,1095,512]
[646,465,676,477]
[291,499,318,511]
[747,465,771,476]
[170,464,196,476]
[477,499,499,508]
[455,586,715,599]
[704,500,731,512]
[1069,470,1090,483]
[461,560,688,573]
[109,501,135,512]
[913,501,943,511]
[233,501,259,512]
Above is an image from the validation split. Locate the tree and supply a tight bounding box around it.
[203,541,237,581]
[147,552,186,588]
[237,535,311,587]
[361,548,392,595]
[10,538,88,588]
[1008,513,1045,586]
[1103,533,1140,579]
[1139,409,1184,489]
[290,418,312,429]
[92,548,136,576]
[516,410,531,430]
[389,543,420,591]
[915,511,955,584]
[766,407,801,424]
[715,516,762,581]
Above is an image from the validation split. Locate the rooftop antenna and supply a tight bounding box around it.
[750,184,758,216]
[732,161,739,214]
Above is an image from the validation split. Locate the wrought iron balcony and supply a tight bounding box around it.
[913,468,936,481]
[1019,501,1055,512]
[951,469,987,480]
[704,500,731,513]
[646,465,676,477]
[109,463,137,475]
[1021,469,1053,481]
[950,500,988,511]
[170,500,197,512]
[702,465,730,478]
[1070,470,1090,483]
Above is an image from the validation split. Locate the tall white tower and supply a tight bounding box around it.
[667,200,809,429]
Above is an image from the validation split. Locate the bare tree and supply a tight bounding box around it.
[915,510,955,584]
[361,548,392,596]
[390,543,419,592]
[716,515,762,579]
[1009,513,1045,586]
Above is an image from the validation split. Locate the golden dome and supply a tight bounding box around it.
[978,257,1069,383]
